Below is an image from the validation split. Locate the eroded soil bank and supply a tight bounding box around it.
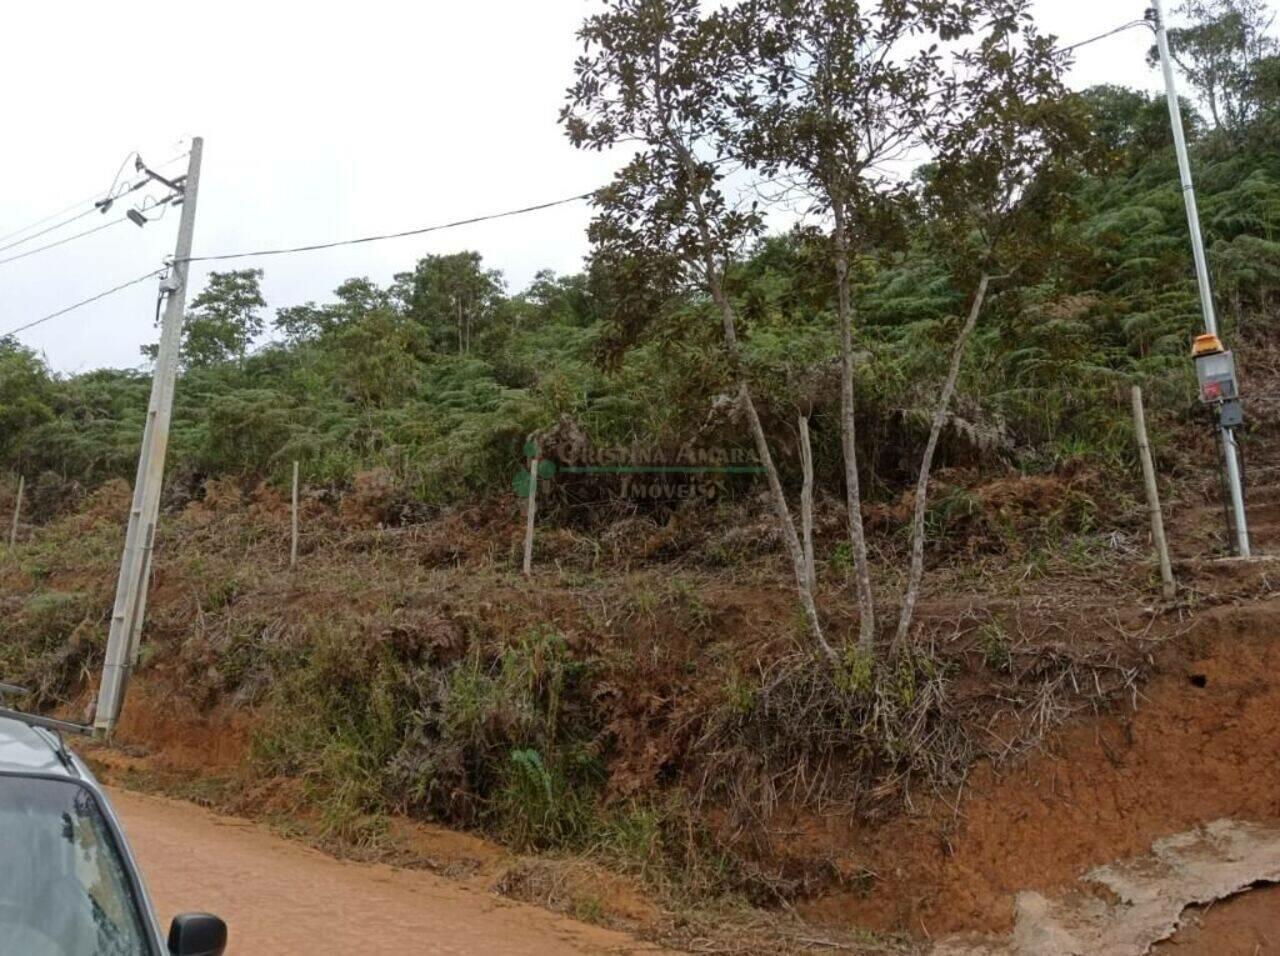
[15,393,1280,952]
[800,599,1280,938]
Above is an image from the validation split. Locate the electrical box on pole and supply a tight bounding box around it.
[1193,334,1244,426]
[1151,0,1251,558]
[95,138,204,736]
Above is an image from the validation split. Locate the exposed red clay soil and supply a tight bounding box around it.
[1156,883,1280,954]
[110,682,252,772]
[799,599,1280,938]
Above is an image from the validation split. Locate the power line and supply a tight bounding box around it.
[1,269,165,339]
[0,193,104,247]
[0,18,1159,340]
[0,150,189,247]
[181,191,598,264]
[0,216,127,268]
[0,206,99,256]
[3,190,596,341]
[1056,19,1152,56]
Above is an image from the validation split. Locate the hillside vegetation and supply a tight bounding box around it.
[2,93,1277,521]
[3,0,1280,949]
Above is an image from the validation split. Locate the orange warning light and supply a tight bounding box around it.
[1192,333,1224,358]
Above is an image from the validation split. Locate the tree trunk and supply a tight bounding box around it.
[832,201,877,652]
[799,413,817,594]
[660,100,834,664]
[706,262,836,665]
[739,383,834,663]
[894,274,993,650]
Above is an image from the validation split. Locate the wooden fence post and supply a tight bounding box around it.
[290,461,300,570]
[1131,386,1176,599]
[8,475,23,548]
[523,456,539,576]
[798,414,817,594]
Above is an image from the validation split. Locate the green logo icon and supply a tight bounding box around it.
[513,444,557,497]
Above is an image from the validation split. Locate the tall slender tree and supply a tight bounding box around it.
[563,0,837,662]
[394,252,505,355]
[737,0,994,651]
[737,0,1091,652]
[169,269,267,369]
[892,9,1094,647]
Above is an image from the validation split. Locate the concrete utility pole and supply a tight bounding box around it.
[1151,0,1251,557]
[96,138,204,735]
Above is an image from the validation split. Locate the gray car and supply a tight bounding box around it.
[0,711,228,956]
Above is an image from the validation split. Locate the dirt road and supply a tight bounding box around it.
[109,788,673,956]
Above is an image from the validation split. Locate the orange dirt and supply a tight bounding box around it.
[1155,883,1280,954]
[108,681,251,773]
[799,599,1280,938]
[112,787,674,956]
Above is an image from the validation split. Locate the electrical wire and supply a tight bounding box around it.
[0,150,189,247]
[0,18,1160,339]
[1,269,165,339]
[104,151,140,201]
[0,206,100,255]
[180,192,597,264]
[1055,19,1153,56]
[0,196,101,247]
[0,176,155,257]
[0,217,127,268]
[2,191,594,340]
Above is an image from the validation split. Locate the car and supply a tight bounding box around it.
[0,706,228,956]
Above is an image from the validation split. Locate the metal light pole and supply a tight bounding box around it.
[1151,0,1251,558]
[96,138,204,735]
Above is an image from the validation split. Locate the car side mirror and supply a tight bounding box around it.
[168,913,227,956]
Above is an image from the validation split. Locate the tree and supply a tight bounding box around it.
[177,269,267,368]
[0,338,55,466]
[1251,52,1280,134]
[519,270,601,328]
[394,253,505,355]
[738,0,1090,652]
[1153,0,1279,133]
[275,277,391,344]
[329,309,427,408]
[1079,84,1201,165]
[738,0,1007,651]
[890,9,1094,647]
[564,0,838,662]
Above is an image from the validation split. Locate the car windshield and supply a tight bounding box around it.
[0,775,151,956]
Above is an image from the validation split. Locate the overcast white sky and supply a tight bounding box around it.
[2,0,1275,373]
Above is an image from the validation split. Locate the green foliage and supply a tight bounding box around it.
[4,6,1280,530]
[168,269,267,368]
[0,338,56,466]
[256,624,602,849]
[1158,0,1279,133]
[393,252,505,356]
[977,622,1012,673]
